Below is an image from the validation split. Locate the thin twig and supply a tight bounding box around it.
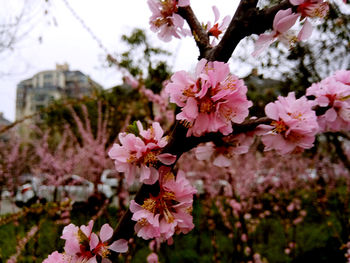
[177,5,211,59]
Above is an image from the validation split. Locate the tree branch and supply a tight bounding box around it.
[207,0,293,62]
[177,5,211,59]
[109,0,304,257]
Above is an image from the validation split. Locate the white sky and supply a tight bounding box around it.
[0,0,241,121]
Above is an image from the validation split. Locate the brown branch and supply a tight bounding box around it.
[177,5,211,59]
[0,113,38,134]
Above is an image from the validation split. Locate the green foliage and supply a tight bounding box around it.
[118,28,171,81]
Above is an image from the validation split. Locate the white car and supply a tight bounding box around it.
[15,183,36,204]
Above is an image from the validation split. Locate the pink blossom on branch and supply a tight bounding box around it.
[252,8,312,57]
[130,170,197,242]
[52,220,128,263]
[108,121,176,185]
[165,59,252,137]
[206,6,231,44]
[259,92,319,154]
[290,0,329,19]
[148,0,190,42]
[306,70,350,132]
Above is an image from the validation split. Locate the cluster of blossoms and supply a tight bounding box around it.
[147,0,190,42]
[253,0,329,56]
[306,70,350,132]
[130,169,197,242]
[259,92,319,154]
[165,59,252,137]
[108,121,176,185]
[43,221,128,263]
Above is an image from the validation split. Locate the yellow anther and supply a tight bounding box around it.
[142,198,157,213]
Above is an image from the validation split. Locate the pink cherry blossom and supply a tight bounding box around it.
[60,220,96,263]
[58,220,128,263]
[306,71,350,132]
[130,170,196,242]
[90,224,128,262]
[252,9,301,57]
[290,0,329,19]
[166,59,252,137]
[206,6,231,44]
[108,121,176,185]
[259,92,319,154]
[148,0,190,42]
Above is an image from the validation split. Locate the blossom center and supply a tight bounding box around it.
[143,151,159,166]
[199,97,215,113]
[272,120,288,134]
[142,198,157,213]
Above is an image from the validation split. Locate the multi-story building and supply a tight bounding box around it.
[16,63,101,123]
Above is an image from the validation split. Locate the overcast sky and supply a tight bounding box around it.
[0,0,242,121]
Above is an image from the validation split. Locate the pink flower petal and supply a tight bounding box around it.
[157,153,177,165]
[289,0,305,5]
[325,108,337,122]
[298,19,313,41]
[99,224,113,243]
[183,97,199,119]
[86,256,97,263]
[143,167,159,185]
[212,5,220,22]
[178,0,190,7]
[109,239,128,253]
[265,102,279,120]
[273,9,293,29]
[89,233,99,250]
[213,154,231,167]
[275,12,299,33]
[81,220,94,238]
[252,33,275,57]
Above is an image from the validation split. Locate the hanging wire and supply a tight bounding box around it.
[60,0,119,65]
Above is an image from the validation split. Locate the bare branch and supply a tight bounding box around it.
[177,5,211,59]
